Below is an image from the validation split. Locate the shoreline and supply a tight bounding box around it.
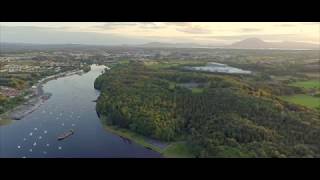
[104,124,166,153]
[99,116,195,158]
[0,69,84,123]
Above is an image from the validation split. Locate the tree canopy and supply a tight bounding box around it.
[95,61,320,157]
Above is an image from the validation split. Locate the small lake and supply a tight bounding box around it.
[0,65,162,158]
[186,62,251,74]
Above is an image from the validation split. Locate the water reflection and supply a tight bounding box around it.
[187,62,251,74]
[0,65,161,158]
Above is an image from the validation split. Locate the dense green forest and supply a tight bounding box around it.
[95,61,320,157]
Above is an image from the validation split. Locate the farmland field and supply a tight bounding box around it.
[282,94,320,109]
[289,80,320,89]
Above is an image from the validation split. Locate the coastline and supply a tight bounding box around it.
[99,116,195,158]
[0,69,84,124]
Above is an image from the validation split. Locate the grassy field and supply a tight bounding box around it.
[282,94,320,109]
[290,80,320,89]
[104,125,163,152]
[144,61,182,69]
[191,88,204,94]
[103,123,195,158]
[162,142,195,158]
[144,60,207,70]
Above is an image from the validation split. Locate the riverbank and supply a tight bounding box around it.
[0,69,84,124]
[100,116,195,158]
[0,117,12,126]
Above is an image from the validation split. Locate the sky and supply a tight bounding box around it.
[0,22,319,45]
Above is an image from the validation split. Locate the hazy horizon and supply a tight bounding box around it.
[0,22,319,45]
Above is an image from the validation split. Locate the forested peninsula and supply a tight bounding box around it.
[94,61,320,158]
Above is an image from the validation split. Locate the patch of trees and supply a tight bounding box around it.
[8,78,27,90]
[0,94,25,114]
[95,62,320,157]
[0,77,27,90]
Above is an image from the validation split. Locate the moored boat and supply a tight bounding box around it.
[57,129,74,141]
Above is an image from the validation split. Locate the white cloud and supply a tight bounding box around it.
[1,22,318,44]
[176,25,211,34]
[240,28,262,32]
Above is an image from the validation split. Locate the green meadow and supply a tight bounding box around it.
[290,80,320,89]
[191,87,204,94]
[282,94,320,109]
[103,124,195,158]
[162,142,195,158]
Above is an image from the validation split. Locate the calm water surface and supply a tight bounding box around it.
[0,65,162,158]
[189,62,251,74]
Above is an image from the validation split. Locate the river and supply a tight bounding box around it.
[0,65,162,158]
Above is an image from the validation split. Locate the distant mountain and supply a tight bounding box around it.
[138,39,319,50]
[0,42,106,52]
[229,38,269,49]
[1,39,318,52]
[229,38,319,50]
[137,42,224,48]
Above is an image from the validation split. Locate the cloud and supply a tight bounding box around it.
[275,23,296,27]
[193,33,320,44]
[167,23,212,34]
[300,22,320,25]
[200,34,297,40]
[164,22,192,27]
[137,22,165,29]
[0,26,149,45]
[176,25,211,34]
[93,22,138,30]
[1,23,318,45]
[240,28,262,32]
[93,22,164,30]
[275,22,319,27]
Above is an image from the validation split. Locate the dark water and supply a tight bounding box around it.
[0,65,162,158]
